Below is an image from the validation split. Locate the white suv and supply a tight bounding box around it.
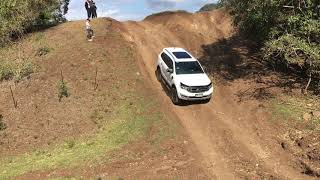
[156,47,213,105]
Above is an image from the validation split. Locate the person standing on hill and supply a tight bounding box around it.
[85,0,91,19]
[92,1,98,18]
[88,0,94,18]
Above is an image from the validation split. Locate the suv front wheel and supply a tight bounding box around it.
[171,87,181,105]
[156,67,161,81]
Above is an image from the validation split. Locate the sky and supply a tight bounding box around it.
[66,0,218,21]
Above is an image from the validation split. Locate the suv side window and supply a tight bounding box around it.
[161,52,173,69]
[167,56,173,70]
[161,53,169,66]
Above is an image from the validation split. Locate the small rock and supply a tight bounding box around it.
[183,140,188,145]
[307,104,313,107]
[175,161,188,167]
[156,165,171,172]
[101,172,109,177]
[164,155,168,160]
[136,72,140,76]
[281,142,287,149]
[312,111,320,118]
[303,113,312,121]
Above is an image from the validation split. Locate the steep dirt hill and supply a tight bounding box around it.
[0,8,319,179]
[0,18,210,179]
[121,9,319,179]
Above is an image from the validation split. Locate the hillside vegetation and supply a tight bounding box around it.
[0,0,69,46]
[217,0,320,92]
[198,3,223,12]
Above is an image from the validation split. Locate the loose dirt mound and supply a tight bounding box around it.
[122,8,318,179]
[143,9,234,54]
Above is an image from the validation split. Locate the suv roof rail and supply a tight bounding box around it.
[164,49,176,61]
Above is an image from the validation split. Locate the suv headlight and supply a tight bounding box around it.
[180,83,189,90]
[208,82,213,89]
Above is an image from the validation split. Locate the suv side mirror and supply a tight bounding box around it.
[167,68,173,73]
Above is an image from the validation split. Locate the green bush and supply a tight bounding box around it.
[198,3,223,12]
[0,0,69,46]
[0,61,14,81]
[58,79,69,101]
[13,62,35,81]
[223,0,320,91]
[0,60,34,81]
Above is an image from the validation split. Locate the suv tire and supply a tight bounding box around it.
[171,87,181,105]
[156,67,161,81]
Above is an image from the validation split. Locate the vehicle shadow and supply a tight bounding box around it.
[154,70,210,106]
[198,35,310,101]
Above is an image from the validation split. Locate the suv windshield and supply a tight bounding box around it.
[173,52,192,59]
[175,61,204,75]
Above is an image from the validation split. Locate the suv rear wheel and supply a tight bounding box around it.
[171,87,181,105]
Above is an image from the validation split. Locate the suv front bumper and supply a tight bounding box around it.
[177,87,213,100]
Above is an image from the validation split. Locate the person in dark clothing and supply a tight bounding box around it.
[85,0,91,19]
[92,2,97,18]
[88,0,94,18]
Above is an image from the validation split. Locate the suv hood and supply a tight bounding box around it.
[175,73,211,86]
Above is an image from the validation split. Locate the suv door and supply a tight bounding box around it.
[160,52,174,84]
[165,55,174,84]
[160,52,169,82]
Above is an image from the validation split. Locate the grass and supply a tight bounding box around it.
[34,32,45,42]
[269,95,320,131]
[36,46,51,57]
[0,95,167,179]
[0,60,34,82]
[0,31,50,83]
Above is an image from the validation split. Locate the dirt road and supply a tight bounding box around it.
[121,9,314,179]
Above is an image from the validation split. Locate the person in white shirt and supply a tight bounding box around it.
[86,19,94,41]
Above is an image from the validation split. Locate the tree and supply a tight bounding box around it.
[0,0,70,46]
[61,0,70,15]
[198,2,223,12]
[224,0,320,93]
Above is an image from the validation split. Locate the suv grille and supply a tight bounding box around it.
[188,85,211,93]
